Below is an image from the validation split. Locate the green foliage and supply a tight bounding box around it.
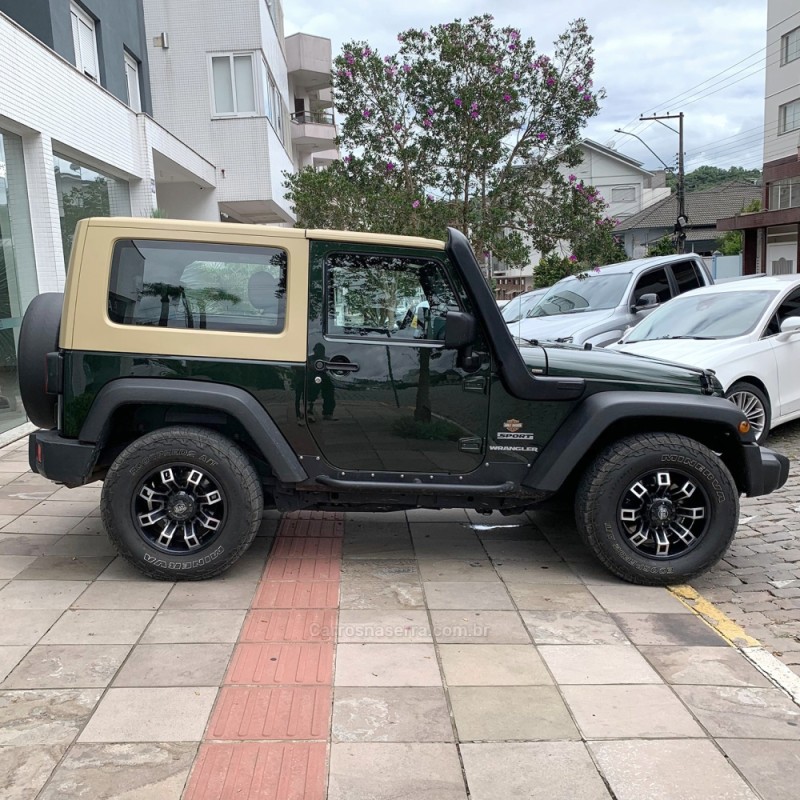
[717,231,742,256]
[60,177,110,263]
[284,15,606,269]
[647,235,677,256]
[534,252,579,288]
[665,165,761,193]
[715,198,761,256]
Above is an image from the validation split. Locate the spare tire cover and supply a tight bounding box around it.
[18,292,63,429]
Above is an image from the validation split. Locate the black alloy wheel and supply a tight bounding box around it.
[133,464,227,554]
[101,426,263,580]
[617,468,710,559]
[575,432,739,585]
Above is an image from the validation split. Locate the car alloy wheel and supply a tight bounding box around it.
[132,463,227,554]
[617,468,710,559]
[727,389,767,441]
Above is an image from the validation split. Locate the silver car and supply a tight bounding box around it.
[511,254,713,348]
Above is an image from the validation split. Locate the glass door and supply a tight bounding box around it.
[0,129,38,433]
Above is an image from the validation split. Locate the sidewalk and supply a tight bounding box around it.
[0,437,798,799]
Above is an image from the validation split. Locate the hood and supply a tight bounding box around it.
[531,343,718,395]
[610,338,739,368]
[513,308,616,343]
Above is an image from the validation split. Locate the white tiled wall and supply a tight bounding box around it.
[144,0,298,222]
[0,11,219,290]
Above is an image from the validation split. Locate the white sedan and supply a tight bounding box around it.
[610,275,800,444]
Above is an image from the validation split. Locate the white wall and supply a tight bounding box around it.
[156,182,219,220]
[0,11,218,289]
[144,0,295,219]
[764,0,800,163]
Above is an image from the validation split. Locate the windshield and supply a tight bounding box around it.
[502,290,545,323]
[529,274,630,317]
[626,290,779,342]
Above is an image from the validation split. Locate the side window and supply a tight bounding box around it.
[765,288,800,336]
[671,262,702,294]
[108,239,287,333]
[633,267,671,305]
[325,252,459,341]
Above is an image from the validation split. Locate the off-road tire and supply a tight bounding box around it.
[575,432,739,585]
[101,426,263,580]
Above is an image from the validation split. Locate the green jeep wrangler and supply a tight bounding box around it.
[19,218,788,584]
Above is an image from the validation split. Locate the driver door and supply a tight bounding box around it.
[303,242,491,475]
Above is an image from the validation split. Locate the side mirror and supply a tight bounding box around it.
[778,316,800,338]
[444,311,477,350]
[633,293,659,312]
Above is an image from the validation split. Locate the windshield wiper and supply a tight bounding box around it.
[655,335,716,340]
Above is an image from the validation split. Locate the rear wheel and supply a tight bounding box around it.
[725,381,770,445]
[101,426,263,580]
[575,433,739,585]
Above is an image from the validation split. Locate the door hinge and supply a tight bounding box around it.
[458,437,484,454]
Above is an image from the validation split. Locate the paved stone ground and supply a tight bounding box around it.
[692,418,800,678]
[1,433,800,798]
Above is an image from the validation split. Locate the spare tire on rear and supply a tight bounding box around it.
[18,292,63,429]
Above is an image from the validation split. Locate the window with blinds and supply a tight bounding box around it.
[779,98,800,135]
[70,3,98,82]
[210,54,257,116]
[781,27,800,66]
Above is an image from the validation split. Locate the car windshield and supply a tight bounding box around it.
[626,290,779,342]
[528,273,630,317]
[502,291,544,323]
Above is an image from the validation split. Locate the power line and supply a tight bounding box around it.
[607,39,778,150]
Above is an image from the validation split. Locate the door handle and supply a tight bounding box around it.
[314,359,360,373]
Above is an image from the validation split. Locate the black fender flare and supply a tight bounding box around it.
[522,391,754,493]
[78,378,307,483]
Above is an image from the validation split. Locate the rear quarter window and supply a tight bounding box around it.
[107,239,287,333]
[672,261,703,294]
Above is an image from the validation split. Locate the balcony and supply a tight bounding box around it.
[291,110,336,151]
[286,33,332,91]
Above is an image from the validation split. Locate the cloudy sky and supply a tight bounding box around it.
[285,0,770,174]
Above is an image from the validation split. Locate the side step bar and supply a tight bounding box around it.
[316,475,515,495]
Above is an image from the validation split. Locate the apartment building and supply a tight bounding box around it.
[717,0,800,274]
[0,0,336,436]
[0,0,220,435]
[142,0,336,224]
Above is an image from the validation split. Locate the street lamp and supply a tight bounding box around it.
[613,129,673,172]
[614,116,688,254]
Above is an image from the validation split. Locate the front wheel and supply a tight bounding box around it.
[725,381,770,445]
[575,433,739,585]
[101,426,263,580]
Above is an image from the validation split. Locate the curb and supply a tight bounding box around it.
[670,584,800,706]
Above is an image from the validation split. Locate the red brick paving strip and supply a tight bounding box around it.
[184,512,342,800]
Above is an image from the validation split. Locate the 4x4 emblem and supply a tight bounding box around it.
[503,418,523,432]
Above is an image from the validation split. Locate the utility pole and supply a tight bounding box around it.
[640,113,687,254]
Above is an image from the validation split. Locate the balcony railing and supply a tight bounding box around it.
[291,110,334,126]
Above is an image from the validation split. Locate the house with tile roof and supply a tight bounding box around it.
[616,181,762,259]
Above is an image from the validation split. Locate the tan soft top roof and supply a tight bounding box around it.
[87,218,446,251]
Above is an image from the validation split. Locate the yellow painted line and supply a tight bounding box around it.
[668,584,761,648]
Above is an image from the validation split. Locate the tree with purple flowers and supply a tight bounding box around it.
[285,15,609,270]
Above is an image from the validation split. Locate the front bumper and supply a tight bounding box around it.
[741,443,789,498]
[29,430,98,487]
